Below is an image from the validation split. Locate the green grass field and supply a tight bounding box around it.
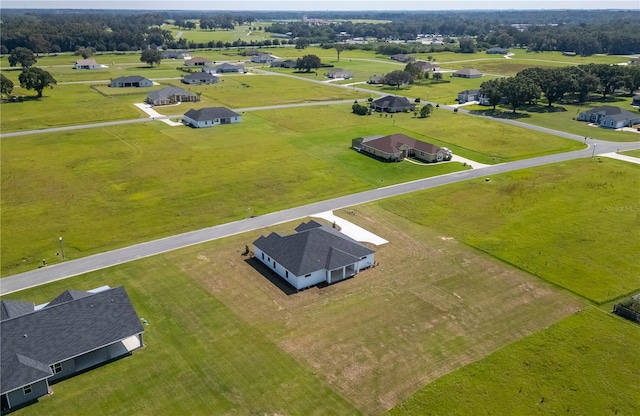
[388,307,640,416]
[2,256,359,416]
[377,158,640,303]
[621,149,640,158]
[1,204,583,415]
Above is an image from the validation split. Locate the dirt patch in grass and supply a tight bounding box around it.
[173,206,584,415]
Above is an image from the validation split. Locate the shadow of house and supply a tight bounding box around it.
[244,257,299,296]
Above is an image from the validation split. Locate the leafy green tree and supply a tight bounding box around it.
[495,32,514,48]
[18,67,57,98]
[404,62,423,80]
[352,102,368,115]
[140,49,162,67]
[74,46,96,59]
[458,36,476,53]
[335,43,347,62]
[8,47,37,68]
[622,65,640,95]
[500,76,540,113]
[295,38,309,49]
[420,103,434,118]
[384,70,413,89]
[521,67,578,107]
[479,78,504,110]
[1,73,14,96]
[433,72,443,81]
[583,63,625,99]
[295,54,321,72]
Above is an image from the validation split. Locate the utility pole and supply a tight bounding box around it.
[59,236,65,260]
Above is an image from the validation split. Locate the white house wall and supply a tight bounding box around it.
[254,247,326,290]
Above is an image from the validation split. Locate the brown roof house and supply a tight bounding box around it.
[453,68,482,78]
[352,133,452,163]
[370,95,415,113]
[145,86,199,106]
[390,53,415,62]
[185,57,213,67]
[414,61,440,72]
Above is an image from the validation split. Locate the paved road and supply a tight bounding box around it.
[2,139,638,295]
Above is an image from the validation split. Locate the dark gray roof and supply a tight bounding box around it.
[147,86,196,101]
[253,220,374,276]
[215,63,245,70]
[0,300,34,321]
[184,107,240,121]
[45,289,92,307]
[582,105,639,122]
[183,72,218,81]
[1,286,143,394]
[455,68,482,76]
[112,75,150,83]
[372,95,413,109]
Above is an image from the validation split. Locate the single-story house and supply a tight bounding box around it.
[368,74,385,84]
[326,68,353,79]
[632,94,640,107]
[353,133,453,163]
[414,61,440,72]
[212,63,245,73]
[271,59,297,69]
[390,53,415,62]
[243,48,262,56]
[0,286,144,412]
[251,53,277,63]
[182,72,219,85]
[486,47,509,54]
[457,89,480,103]
[370,95,415,113]
[110,75,153,88]
[162,50,191,59]
[145,86,199,106]
[453,68,483,78]
[253,220,375,291]
[185,57,213,67]
[577,106,640,129]
[183,107,242,128]
[73,59,101,69]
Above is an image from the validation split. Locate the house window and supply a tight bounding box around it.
[23,385,32,395]
[50,363,62,374]
[420,151,424,156]
[273,261,276,268]
[285,271,289,278]
[305,273,311,277]
[361,256,367,260]
[261,253,264,260]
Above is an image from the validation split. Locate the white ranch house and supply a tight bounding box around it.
[578,106,640,129]
[253,220,375,291]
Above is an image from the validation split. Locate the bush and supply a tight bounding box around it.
[352,103,369,115]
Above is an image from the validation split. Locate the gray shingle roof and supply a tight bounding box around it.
[215,63,245,71]
[183,72,218,82]
[372,95,413,109]
[253,220,374,276]
[184,107,240,121]
[0,300,35,321]
[112,75,149,83]
[1,286,144,394]
[147,86,196,101]
[582,105,639,122]
[455,68,482,76]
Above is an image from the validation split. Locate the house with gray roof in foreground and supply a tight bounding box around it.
[253,220,375,291]
[453,68,482,78]
[182,72,219,85]
[577,105,640,129]
[145,86,199,106]
[1,286,144,412]
[183,107,242,128]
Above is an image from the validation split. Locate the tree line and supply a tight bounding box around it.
[480,64,640,113]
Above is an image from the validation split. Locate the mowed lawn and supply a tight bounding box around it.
[377,158,640,303]
[0,109,466,275]
[388,307,640,416]
[1,103,585,275]
[1,257,359,416]
[164,206,583,415]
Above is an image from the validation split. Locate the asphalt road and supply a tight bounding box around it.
[2,139,638,295]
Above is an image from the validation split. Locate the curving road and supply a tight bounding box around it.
[1,138,638,295]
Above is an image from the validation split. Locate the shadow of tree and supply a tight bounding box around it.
[468,109,531,119]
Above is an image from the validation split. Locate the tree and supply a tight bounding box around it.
[458,36,476,53]
[335,43,347,62]
[479,78,504,110]
[8,47,37,68]
[433,72,443,81]
[583,63,625,99]
[404,62,423,80]
[352,102,369,115]
[18,67,57,98]
[1,74,14,97]
[500,76,540,113]
[140,49,162,67]
[520,67,577,107]
[295,38,309,49]
[420,103,434,118]
[74,46,96,59]
[622,65,640,95]
[295,54,321,72]
[384,70,413,90]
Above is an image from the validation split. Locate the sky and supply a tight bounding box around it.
[2,0,639,10]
